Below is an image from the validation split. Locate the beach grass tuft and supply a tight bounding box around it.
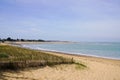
[75,62,87,70]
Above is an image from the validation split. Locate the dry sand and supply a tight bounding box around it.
[1,50,120,80]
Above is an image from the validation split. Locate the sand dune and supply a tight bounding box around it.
[1,51,120,80]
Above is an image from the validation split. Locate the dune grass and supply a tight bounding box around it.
[0,45,74,70]
[75,62,87,70]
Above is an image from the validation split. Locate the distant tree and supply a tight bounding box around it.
[17,39,19,41]
[7,37,12,41]
[38,39,45,42]
[21,39,25,41]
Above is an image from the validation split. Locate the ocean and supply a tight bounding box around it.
[22,42,120,60]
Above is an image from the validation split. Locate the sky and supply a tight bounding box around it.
[0,0,120,42]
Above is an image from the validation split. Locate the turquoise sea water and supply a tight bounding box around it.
[22,42,120,60]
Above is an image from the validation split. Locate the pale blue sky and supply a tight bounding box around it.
[0,0,120,42]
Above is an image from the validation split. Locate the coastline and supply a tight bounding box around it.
[23,47,120,80]
[1,42,120,80]
[40,49,120,66]
[2,42,120,63]
[3,42,120,61]
[8,41,76,44]
[38,49,120,60]
[14,41,120,60]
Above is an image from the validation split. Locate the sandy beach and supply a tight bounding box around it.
[1,0,120,79]
[1,46,120,80]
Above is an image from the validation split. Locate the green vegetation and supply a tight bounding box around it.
[0,53,9,58]
[0,45,74,70]
[75,62,87,70]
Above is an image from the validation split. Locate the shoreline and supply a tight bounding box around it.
[16,42,120,67]
[9,42,120,66]
[17,42,120,61]
[1,42,120,80]
[6,41,76,44]
[38,49,120,61]
[4,41,120,61]
[40,50,120,66]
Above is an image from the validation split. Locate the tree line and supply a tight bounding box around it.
[0,37,45,43]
